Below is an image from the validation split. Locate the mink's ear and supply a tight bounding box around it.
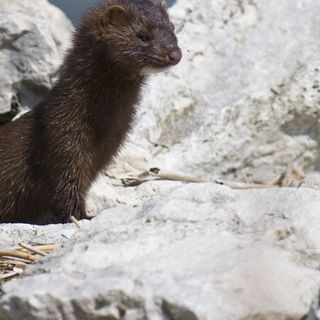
[160,0,167,12]
[101,5,131,28]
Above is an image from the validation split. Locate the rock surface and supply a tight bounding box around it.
[0,0,320,319]
[110,0,320,184]
[1,0,319,213]
[0,0,72,114]
[0,222,90,248]
[87,0,320,215]
[307,292,320,320]
[1,183,320,320]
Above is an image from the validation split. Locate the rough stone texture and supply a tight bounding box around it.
[1,0,320,319]
[307,292,320,320]
[1,183,320,320]
[109,0,320,185]
[0,222,90,247]
[86,176,181,216]
[1,0,319,214]
[0,0,72,113]
[301,174,320,191]
[0,0,318,203]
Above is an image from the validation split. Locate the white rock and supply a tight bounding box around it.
[86,174,182,216]
[0,0,72,113]
[0,1,320,318]
[307,291,320,320]
[112,0,320,184]
[301,174,320,190]
[0,183,320,319]
[0,222,88,248]
[89,0,320,214]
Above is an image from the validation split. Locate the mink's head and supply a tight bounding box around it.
[81,0,182,75]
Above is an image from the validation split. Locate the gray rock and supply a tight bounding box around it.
[0,222,89,247]
[86,175,182,216]
[87,0,320,215]
[1,183,320,320]
[301,174,320,190]
[0,0,72,113]
[307,291,320,320]
[1,0,320,319]
[110,0,320,184]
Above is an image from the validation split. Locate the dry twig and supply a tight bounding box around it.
[0,243,60,283]
[272,162,304,187]
[19,243,48,256]
[70,216,81,229]
[148,168,205,183]
[0,249,36,262]
[0,271,21,281]
[215,180,277,190]
[122,168,277,190]
[0,260,28,269]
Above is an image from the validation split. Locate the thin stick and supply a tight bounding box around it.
[33,244,61,252]
[0,249,36,262]
[149,168,205,183]
[215,180,278,190]
[283,162,294,187]
[149,168,277,189]
[15,244,61,253]
[272,163,304,187]
[70,216,81,229]
[122,166,302,190]
[121,178,146,187]
[19,243,47,256]
[0,271,21,281]
[0,260,28,268]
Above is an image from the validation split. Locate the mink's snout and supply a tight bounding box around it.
[168,48,182,65]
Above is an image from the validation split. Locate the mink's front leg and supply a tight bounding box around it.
[44,184,89,224]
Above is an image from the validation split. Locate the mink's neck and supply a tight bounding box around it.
[56,42,145,129]
[43,41,146,173]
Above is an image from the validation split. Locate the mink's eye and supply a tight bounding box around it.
[137,33,152,43]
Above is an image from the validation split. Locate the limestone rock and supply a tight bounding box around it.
[0,183,320,319]
[86,175,182,216]
[112,0,320,184]
[307,292,320,320]
[301,174,320,190]
[0,222,89,248]
[307,291,320,320]
[0,1,320,318]
[0,0,72,113]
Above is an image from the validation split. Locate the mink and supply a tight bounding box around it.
[0,0,181,224]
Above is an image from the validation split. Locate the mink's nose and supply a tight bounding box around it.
[168,49,182,65]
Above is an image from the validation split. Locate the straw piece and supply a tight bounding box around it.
[0,260,28,268]
[70,216,81,229]
[215,180,278,190]
[15,244,61,253]
[0,271,21,281]
[0,249,37,262]
[19,243,48,256]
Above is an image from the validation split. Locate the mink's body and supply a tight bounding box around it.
[0,0,181,224]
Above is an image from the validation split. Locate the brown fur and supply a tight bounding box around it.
[0,0,181,224]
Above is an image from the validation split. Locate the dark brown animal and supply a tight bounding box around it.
[0,0,181,224]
